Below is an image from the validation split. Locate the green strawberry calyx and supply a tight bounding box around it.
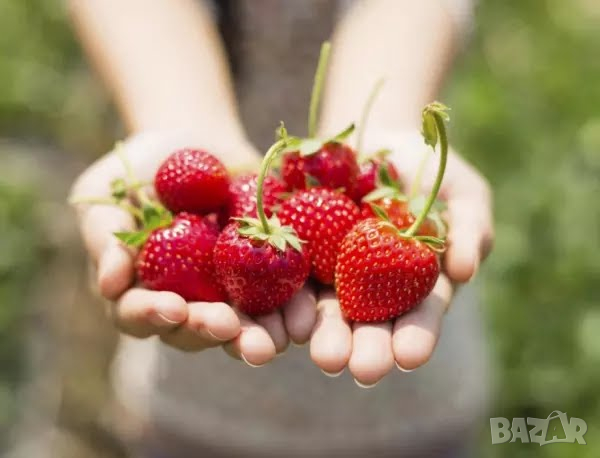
[369,203,446,253]
[281,123,355,157]
[69,142,172,248]
[362,160,407,202]
[236,129,305,253]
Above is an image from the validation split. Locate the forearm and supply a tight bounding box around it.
[320,0,460,135]
[68,0,249,151]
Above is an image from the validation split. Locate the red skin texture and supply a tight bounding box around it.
[282,142,359,196]
[213,223,310,315]
[155,148,230,214]
[279,187,361,285]
[137,213,227,302]
[221,173,286,224]
[335,218,440,322]
[360,198,439,237]
[354,158,401,202]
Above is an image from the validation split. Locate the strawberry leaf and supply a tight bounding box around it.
[110,178,128,200]
[298,138,323,155]
[114,230,148,247]
[326,123,355,144]
[362,186,401,203]
[305,174,321,188]
[377,162,398,188]
[369,203,392,224]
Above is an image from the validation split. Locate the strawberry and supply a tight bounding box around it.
[71,144,227,302]
[335,218,440,322]
[279,187,361,284]
[335,102,452,322]
[281,141,359,195]
[214,221,309,314]
[354,157,400,202]
[224,173,286,221]
[154,148,230,214]
[213,137,310,314]
[136,212,227,302]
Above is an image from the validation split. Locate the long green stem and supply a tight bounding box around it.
[69,196,144,221]
[256,139,287,234]
[405,114,448,237]
[307,42,331,138]
[356,78,385,154]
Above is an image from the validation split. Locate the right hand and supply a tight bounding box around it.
[70,131,318,365]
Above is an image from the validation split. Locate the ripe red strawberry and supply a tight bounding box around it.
[279,187,361,284]
[136,212,227,302]
[282,141,359,195]
[354,158,400,202]
[155,148,230,214]
[361,198,439,237]
[224,173,286,221]
[214,221,310,314]
[335,218,440,322]
[213,137,310,315]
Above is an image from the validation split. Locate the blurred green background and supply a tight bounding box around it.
[0,0,598,456]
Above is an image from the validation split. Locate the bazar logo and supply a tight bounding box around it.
[490,411,587,445]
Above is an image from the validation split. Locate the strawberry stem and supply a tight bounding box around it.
[69,196,144,221]
[307,41,331,138]
[114,142,151,206]
[356,78,385,154]
[405,103,450,237]
[256,138,289,234]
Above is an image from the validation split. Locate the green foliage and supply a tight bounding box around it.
[446,0,600,456]
[0,181,46,445]
[0,0,598,456]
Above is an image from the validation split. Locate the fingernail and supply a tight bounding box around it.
[149,312,181,327]
[354,378,378,389]
[155,298,186,324]
[395,361,414,373]
[205,328,228,341]
[291,341,306,348]
[241,353,266,368]
[321,368,344,378]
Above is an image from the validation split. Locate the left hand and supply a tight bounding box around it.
[309,132,494,386]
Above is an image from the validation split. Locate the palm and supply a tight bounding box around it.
[309,131,493,386]
[71,131,317,365]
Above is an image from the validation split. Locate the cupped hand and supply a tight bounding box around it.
[310,131,494,386]
[70,131,318,366]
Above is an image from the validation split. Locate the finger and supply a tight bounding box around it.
[392,275,453,371]
[112,289,188,338]
[349,322,394,387]
[161,302,241,352]
[80,205,136,299]
[310,289,352,376]
[282,286,318,345]
[445,190,494,283]
[224,311,276,367]
[254,311,289,354]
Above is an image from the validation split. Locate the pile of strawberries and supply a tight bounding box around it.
[85,43,452,323]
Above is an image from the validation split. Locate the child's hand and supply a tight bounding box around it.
[70,131,318,365]
[309,131,494,386]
